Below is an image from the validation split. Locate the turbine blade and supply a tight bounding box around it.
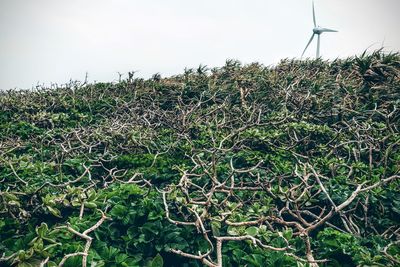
[317,34,320,58]
[312,1,316,27]
[301,33,315,58]
[320,28,338,33]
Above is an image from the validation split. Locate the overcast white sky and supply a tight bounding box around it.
[0,0,399,90]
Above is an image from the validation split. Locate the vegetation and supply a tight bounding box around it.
[0,50,399,267]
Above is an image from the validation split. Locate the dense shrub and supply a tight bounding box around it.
[0,50,399,266]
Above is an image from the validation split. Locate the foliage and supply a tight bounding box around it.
[0,50,399,266]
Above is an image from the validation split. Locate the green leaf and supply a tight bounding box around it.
[47,206,62,218]
[148,253,163,267]
[84,202,97,209]
[227,226,239,236]
[243,254,265,266]
[283,228,293,240]
[36,223,48,238]
[245,226,259,237]
[71,199,81,207]
[115,253,129,264]
[211,221,221,236]
[110,204,127,218]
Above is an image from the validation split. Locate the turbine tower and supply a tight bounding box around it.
[301,1,338,58]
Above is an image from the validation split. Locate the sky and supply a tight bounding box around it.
[0,0,399,90]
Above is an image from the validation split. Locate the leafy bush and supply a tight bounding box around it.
[0,51,399,266]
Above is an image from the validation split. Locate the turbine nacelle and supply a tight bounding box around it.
[313,26,338,35]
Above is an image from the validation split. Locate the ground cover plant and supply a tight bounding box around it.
[0,50,399,266]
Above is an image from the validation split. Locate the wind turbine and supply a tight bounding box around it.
[301,1,338,58]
